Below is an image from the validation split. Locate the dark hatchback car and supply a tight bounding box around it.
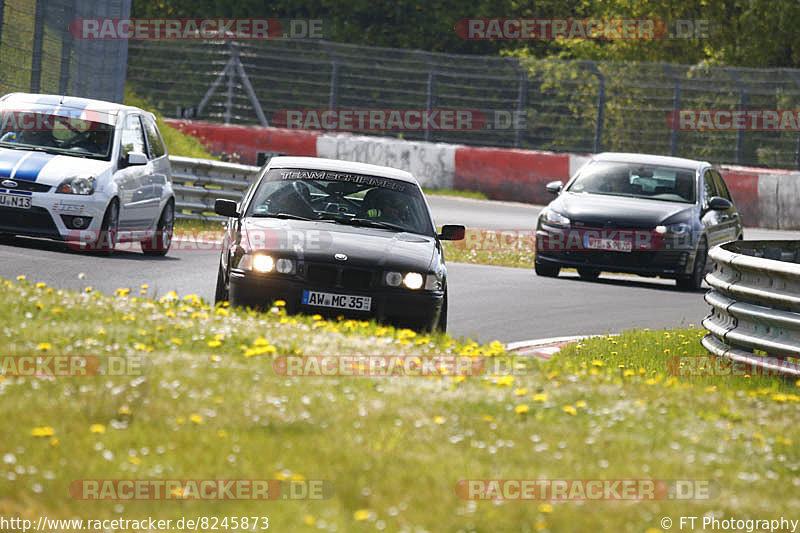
[213,156,465,331]
[534,153,743,290]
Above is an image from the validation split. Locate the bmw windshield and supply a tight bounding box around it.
[246,168,435,237]
[0,108,115,160]
[567,161,697,204]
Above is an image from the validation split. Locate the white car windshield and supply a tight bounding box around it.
[568,161,697,204]
[0,109,114,160]
[247,168,434,236]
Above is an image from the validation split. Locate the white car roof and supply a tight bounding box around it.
[0,92,155,122]
[593,152,710,170]
[267,156,419,185]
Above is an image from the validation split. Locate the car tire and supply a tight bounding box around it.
[676,236,707,291]
[214,262,229,304]
[577,267,601,281]
[141,201,174,256]
[535,260,560,278]
[436,290,448,333]
[93,199,119,255]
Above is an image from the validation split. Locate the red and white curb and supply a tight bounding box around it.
[506,335,602,360]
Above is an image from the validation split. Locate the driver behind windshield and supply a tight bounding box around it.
[363,188,409,224]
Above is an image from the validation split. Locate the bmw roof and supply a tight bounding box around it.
[592,152,710,169]
[267,156,419,184]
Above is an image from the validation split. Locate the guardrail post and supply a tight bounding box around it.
[725,68,747,165]
[662,63,681,156]
[425,69,436,142]
[585,61,605,153]
[30,0,45,93]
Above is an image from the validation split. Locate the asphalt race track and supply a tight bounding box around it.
[0,196,796,343]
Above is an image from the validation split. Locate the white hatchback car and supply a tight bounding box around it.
[0,93,175,255]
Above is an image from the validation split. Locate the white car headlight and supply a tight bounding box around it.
[252,254,275,273]
[56,175,95,195]
[656,223,690,236]
[403,272,424,290]
[544,209,570,227]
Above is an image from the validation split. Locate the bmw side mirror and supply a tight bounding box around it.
[127,151,147,166]
[545,181,563,195]
[214,199,240,218]
[708,196,732,211]
[439,224,466,241]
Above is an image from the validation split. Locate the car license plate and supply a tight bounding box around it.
[0,194,31,209]
[585,236,632,253]
[302,290,372,311]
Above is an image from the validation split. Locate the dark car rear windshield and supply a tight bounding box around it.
[246,168,434,236]
[567,161,696,204]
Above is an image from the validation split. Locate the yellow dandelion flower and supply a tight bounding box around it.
[562,405,577,416]
[210,355,221,362]
[532,392,548,403]
[515,404,530,414]
[495,375,514,387]
[482,415,494,422]
[303,515,316,526]
[274,300,286,307]
[49,437,59,447]
[169,337,182,345]
[128,456,141,465]
[433,416,446,425]
[575,400,586,408]
[85,286,93,292]
[31,426,55,437]
[514,388,529,396]
[538,503,554,513]
[16,275,26,281]
[591,360,604,367]
[353,510,371,521]
[623,369,635,377]
[89,424,105,434]
[189,414,204,425]
[35,282,46,289]
[118,405,132,415]
[207,339,222,348]
[37,342,52,351]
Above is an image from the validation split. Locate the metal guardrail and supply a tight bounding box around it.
[169,155,260,221]
[702,240,800,377]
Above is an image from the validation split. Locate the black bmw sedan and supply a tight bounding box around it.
[534,152,743,290]
[213,156,465,331]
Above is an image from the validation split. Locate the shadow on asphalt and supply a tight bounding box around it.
[557,272,708,293]
[0,235,180,261]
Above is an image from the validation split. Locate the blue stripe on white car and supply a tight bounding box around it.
[0,150,28,179]
[13,151,56,182]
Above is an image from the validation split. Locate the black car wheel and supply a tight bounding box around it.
[436,290,448,333]
[93,199,119,255]
[141,201,174,256]
[214,262,229,304]
[535,260,560,278]
[676,236,707,291]
[577,267,601,281]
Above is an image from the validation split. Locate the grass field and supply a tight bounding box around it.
[1,277,798,532]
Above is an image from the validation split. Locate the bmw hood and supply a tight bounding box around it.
[0,149,111,187]
[242,218,436,271]
[549,192,694,227]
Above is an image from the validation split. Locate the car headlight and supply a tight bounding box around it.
[403,272,424,290]
[238,253,281,273]
[655,223,690,236]
[544,209,570,227]
[56,175,95,195]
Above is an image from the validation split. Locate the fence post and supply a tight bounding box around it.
[224,43,235,124]
[725,68,747,165]
[425,69,436,142]
[323,41,340,110]
[514,62,527,148]
[662,63,681,156]
[58,1,73,95]
[585,61,605,153]
[0,0,5,48]
[30,0,45,93]
[784,69,800,170]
